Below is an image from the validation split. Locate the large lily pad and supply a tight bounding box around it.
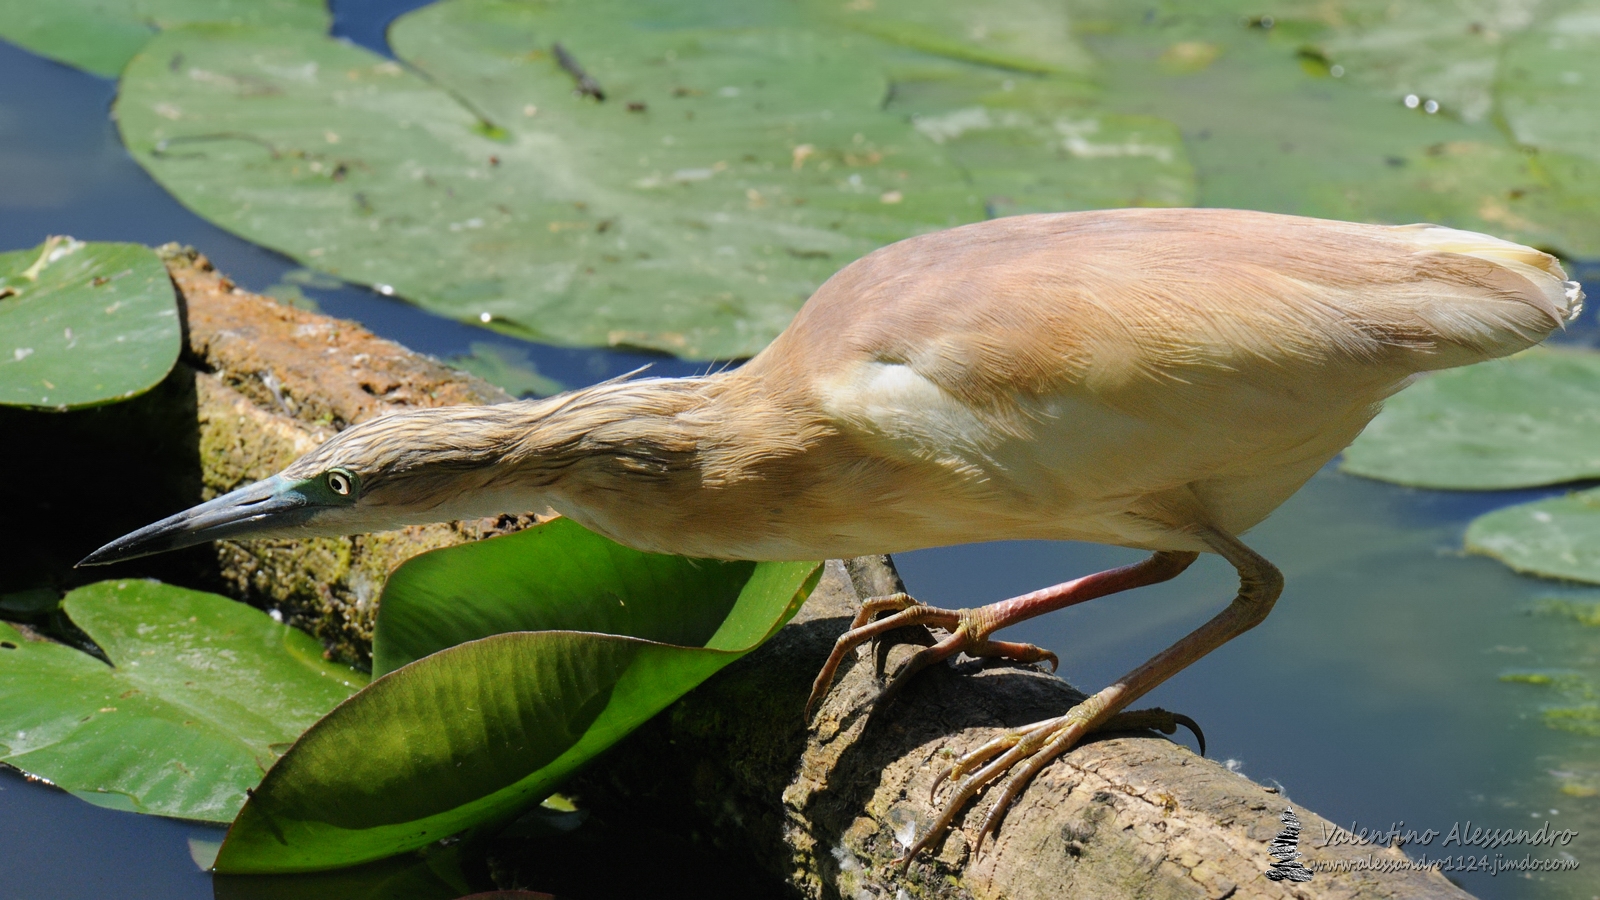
[806,0,1097,76]
[887,68,1194,216]
[1342,348,1600,490]
[0,237,182,410]
[0,0,327,77]
[0,580,366,822]
[116,0,1194,359]
[215,518,820,873]
[1076,1,1600,257]
[1497,4,1600,164]
[1466,488,1600,585]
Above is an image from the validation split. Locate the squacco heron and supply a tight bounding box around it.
[82,208,1583,862]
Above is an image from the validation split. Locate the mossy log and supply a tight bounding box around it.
[19,254,1477,898]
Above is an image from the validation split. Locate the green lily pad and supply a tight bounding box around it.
[1498,4,1600,164]
[0,238,181,410]
[0,580,366,822]
[116,17,970,359]
[886,68,1193,216]
[0,0,328,77]
[806,0,1097,76]
[446,343,564,399]
[116,1,1197,359]
[1465,488,1600,585]
[1342,348,1600,490]
[1307,0,1531,124]
[1076,1,1600,256]
[215,518,820,873]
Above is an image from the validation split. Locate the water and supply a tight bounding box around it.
[1,5,1596,899]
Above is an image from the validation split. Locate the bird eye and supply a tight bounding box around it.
[327,470,353,496]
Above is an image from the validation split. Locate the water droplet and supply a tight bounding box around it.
[1330,64,1345,77]
[1404,94,1420,109]
[1423,99,1439,114]
[480,312,493,323]
[374,283,394,296]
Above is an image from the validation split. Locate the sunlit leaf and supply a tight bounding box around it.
[0,580,366,822]
[215,519,820,873]
[115,0,1198,359]
[1465,488,1600,585]
[0,238,180,410]
[805,0,1097,75]
[1342,348,1600,490]
[0,0,327,77]
[887,68,1193,216]
[115,18,970,359]
[1074,1,1600,256]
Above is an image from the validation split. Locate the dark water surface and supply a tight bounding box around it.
[1,4,1596,899]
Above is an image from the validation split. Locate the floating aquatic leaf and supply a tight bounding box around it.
[1342,348,1600,490]
[1076,1,1600,256]
[1465,488,1600,585]
[887,68,1193,216]
[216,518,820,873]
[805,0,1096,75]
[0,580,366,822]
[116,1,1197,359]
[0,238,181,410]
[1497,5,1600,164]
[445,343,563,399]
[0,0,327,77]
[116,19,967,359]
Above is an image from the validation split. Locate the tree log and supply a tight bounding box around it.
[562,557,1474,900]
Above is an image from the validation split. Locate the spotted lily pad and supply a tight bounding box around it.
[1342,348,1600,490]
[0,238,181,410]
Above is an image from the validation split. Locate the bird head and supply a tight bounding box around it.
[77,404,547,567]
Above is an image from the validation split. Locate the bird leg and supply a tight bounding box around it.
[898,526,1282,866]
[805,550,1199,720]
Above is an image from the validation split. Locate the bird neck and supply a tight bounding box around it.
[510,372,831,555]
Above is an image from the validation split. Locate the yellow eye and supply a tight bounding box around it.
[327,471,352,496]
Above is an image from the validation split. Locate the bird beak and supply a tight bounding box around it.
[77,475,315,567]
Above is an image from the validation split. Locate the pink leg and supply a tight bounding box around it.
[806,550,1199,719]
[898,527,1282,866]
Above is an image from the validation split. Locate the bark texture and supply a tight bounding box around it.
[566,557,1474,900]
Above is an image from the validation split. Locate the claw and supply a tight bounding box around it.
[1099,707,1206,757]
[806,595,949,720]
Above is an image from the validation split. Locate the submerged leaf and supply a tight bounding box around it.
[1342,348,1600,490]
[0,0,327,77]
[1466,488,1600,585]
[0,580,365,822]
[216,519,820,873]
[0,238,181,410]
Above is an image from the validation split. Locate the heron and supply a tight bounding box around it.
[81,208,1582,862]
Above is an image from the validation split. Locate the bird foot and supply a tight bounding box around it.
[804,593,1059,721]
[899,703,1205,867]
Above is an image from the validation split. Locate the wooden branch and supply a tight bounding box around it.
[563,557,1476,900]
